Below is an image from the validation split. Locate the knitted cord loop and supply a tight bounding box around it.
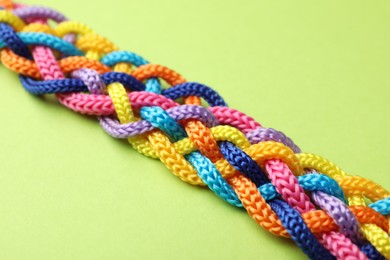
[0,3,389,259]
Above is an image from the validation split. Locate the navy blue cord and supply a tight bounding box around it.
[0,9,381,259]
[20,76,85,94]
[219,141,333,258]
[220,139,384,259]
[20,75,228,107]
[219,141,269,187]
[222,138,382,259]
[102,72,145,91]
[0,23,32,59]
[162,82,227,107]
[19,72,146,94]
[270,200,335,260]
[360,243,385,260]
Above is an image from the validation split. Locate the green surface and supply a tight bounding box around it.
[0,0,389,259]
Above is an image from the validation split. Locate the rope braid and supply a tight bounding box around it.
[0,2,389,259]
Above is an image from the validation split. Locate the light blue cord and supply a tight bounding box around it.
[0,32,83,56]
[369,197,390,215]
[140,107,350,209]
[259,173,348,204]
[101,50,149,67]
[140,106,187,141]
[141,106,242,206]
[186,152,242,207]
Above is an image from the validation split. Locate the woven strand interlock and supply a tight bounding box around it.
[0,1,389,259]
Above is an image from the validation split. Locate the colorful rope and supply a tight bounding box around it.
[0,1,389,259]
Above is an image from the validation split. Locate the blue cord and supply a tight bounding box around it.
[270,199,335,260]
[162,82,227,107]
[369,197,390,215]
[220,141,269,187]
[0,23,32,59]
[20,75,227,107]
[0,31,83,56]
[360,243,386,260]
[140,106,187,142]
[20,72,145,94]
[101,51,161,93]
[186,152,242,207]
[140,106,241,207]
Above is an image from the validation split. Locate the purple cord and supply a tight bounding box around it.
[12,6,67,23]
[8,5,304,153]
[72,69,219,138]
[72,69,105,95]
[312,191,364,245]
[246,127,301,153]
[100,106,219,138]
[72,68,302,152]
[12,5,76,44]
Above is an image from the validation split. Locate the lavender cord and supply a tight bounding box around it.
[11,6,77,44]
[312,191,364,245]
[72,69,105,95]
[9,6,301,153]
[246,127,301,153]
[73,68,302,153]
[72,69,220,137]
[100,105,219,138]
[12,6,67,23]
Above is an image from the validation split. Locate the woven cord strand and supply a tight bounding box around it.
[0,3,389,259]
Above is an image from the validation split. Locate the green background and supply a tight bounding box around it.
[0,0,389,259]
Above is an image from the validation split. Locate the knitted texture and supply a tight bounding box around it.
[0,1,389,259]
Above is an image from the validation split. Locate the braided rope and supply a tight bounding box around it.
[0,2,389,259]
